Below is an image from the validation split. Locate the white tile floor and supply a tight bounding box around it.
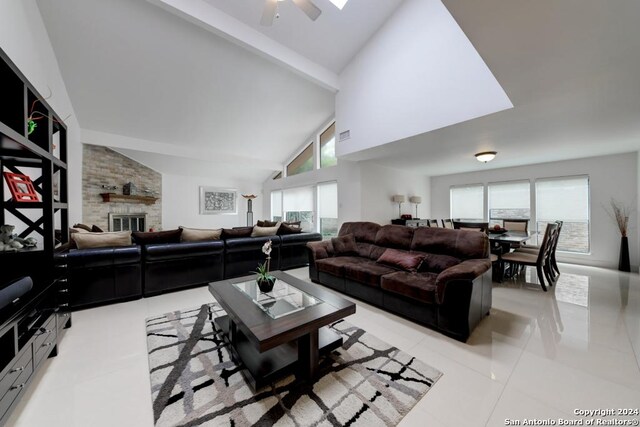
[6,264,640,427]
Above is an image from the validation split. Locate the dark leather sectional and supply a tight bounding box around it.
[307,222,492,342]
[57,233,321,309]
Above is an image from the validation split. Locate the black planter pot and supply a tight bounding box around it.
[619,236,631,272]
[257,277,276,293]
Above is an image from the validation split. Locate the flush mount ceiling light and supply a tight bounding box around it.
[475,151,497,163]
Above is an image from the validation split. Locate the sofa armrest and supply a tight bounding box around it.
[435,258,491,304]
[306,240,333,262]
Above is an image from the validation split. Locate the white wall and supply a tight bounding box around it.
[162,174,263,230]
[0,0,82,224]
[335,0,511,157]
[359,162,431,225]
[431,153,638,270]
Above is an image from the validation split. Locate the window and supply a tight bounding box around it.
[286,143,313,177]
[283,186,314,231]
[270,190,282,222]
[488,180,530,227]
[317,181,338,237]
[535,176,590,253]
[450,185,484,221]
[319,122,337,168]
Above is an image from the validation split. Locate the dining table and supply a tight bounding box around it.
[488,231,535,281]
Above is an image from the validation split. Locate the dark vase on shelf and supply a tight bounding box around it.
[619,236,630,272]
[257,277,276,293]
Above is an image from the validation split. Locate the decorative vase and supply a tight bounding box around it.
[619,236,630,272]
[257,277,276,293]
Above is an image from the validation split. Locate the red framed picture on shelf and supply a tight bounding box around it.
[3,172,40,202]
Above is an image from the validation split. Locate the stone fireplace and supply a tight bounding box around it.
[82,144,162,231]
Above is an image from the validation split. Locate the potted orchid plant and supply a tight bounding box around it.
[255,239,276,292]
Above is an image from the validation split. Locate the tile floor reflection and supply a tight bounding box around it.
[5,263,640,427]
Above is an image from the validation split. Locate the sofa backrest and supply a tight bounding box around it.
[374,225,414,250]
[411,227,489,259]
[338,222,381,243]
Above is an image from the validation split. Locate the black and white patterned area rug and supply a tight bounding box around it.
[146,303,442,427]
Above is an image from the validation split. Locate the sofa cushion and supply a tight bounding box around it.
[251,223,281,237]
[277,223,303,235]
[145,241,225,261]
[338,222,381,244]
[374,225,414,250]
[411,227,488,259]
[72,223,92,232]
[420,253,461,273]
[331,234,358,255]
[377,248,425,272]
[316,256,367,276]
[179,226,222,242]
[132,229,182,245]
[91,224,104,232]
[71,231,132,249]
[381,271,439,304]
[344,260,398,288]
[221,227,253,239]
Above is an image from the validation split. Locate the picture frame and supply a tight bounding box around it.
[199,187,237,215]
[3,172,40,202]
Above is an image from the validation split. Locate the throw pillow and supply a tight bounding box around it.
[377,248,425,272]
[221,227,253,239]
[179,226,222,242]
[72,223,92,232]
[257,220,278,227]
[251,223,281,237]
[331,234,358,256]
[71,231,132,249]
[68,227,89,249]
[91,225,104,232]
[277,223,303,235]
[420,253,460,273]
[132,229,182,245]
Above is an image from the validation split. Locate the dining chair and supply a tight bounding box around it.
[501,222,558,291]
[517,220,563,278]
[453,221,489,233]
[503,219,529,233]
[427,219,440,228]
[442,219,454,229]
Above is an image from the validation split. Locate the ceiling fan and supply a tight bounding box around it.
[261,0,322,26]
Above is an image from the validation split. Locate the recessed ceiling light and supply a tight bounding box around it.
[475,151,497,163]
[329,0,349,10]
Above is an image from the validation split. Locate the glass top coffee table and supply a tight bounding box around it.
[232,279,323,319]
[209,271,356,390]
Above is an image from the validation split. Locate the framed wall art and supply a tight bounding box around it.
[199,187,237,215]
[3,172,40,202]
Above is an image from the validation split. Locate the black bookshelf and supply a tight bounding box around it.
[0,47,71,425]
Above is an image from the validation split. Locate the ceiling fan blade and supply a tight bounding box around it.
[291,0,322,21]
[261,0,278,26]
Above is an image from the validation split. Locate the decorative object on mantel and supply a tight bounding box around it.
[409,196,422,219]
[123,182,138,196]
[0,224,37,252]
[605,198,633,272]
[3,172,39,202]
[254,240,276,292]
[100,193,158,205]
[199,187,237,215]
[242,194,257,226]
[100,184,119,191]
[392,194,405,218]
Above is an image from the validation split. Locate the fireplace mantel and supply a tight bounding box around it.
[100,193,158,205]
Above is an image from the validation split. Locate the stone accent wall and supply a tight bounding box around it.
[82,144,162,231]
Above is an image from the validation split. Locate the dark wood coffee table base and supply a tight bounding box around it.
[214,315,343,390]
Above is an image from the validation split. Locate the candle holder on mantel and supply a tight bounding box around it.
[242,194,257,226]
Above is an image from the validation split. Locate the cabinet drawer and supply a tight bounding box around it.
[0,349,32,396]
[33,315,56,350]
[34,330,56,368]
[0,351,33,420]
[57,311,71,332]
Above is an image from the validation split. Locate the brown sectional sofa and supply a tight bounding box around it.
[306,222,492,342]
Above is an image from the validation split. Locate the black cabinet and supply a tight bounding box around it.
[0,47,71,425]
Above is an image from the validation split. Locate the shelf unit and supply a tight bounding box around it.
[0,47,72,424]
